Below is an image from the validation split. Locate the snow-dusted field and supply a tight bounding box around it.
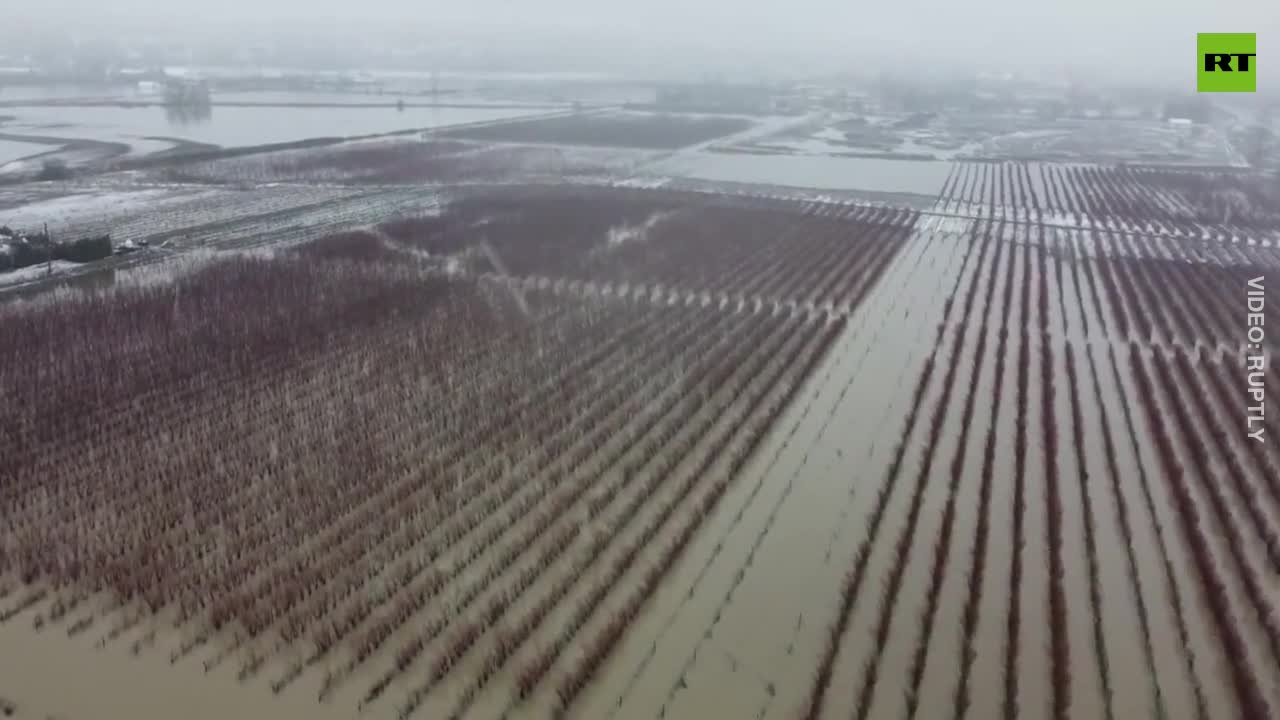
[0,186,220,237]
[0,259,81,286]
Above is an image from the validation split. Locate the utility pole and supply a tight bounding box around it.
[44,222,51,276]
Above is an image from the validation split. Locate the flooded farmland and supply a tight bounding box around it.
[650,152,954,195]
[0,138,43,165]
[0,103,556,155]
[2,87,1279,720]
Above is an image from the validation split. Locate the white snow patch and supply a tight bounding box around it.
[0,260,80,286]
[606,210,675,248]
[613,176,670,189]
[0,189,183,230]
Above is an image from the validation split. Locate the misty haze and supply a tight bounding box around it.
[1,3,1278,720]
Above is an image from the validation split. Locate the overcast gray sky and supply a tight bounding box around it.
[15,0,1280,86]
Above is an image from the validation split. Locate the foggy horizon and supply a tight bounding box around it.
[6,1,1278,90]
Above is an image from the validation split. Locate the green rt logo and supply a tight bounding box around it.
[1198,33,1256,92]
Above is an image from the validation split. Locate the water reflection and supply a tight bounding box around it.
[165,102,212,127]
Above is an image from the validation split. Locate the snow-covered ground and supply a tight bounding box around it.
[0,259,80,286]
[0,188,205,233]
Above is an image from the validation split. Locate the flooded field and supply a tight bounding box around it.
[936,161,1280,241]
[710,113,1241,168]
[974,120,1245,166]
[0,138,43,165]
[0,104,555,155]
[203,91,563,107]
[144,138,648,185]
[0,186,909,720]
[650,151,953,195]
[1,127,1279,720]
[721,115,984,161]
[444,111,755,149]
[579,198,1280,720]
[0,84,155,103]
[803,219,1279,720]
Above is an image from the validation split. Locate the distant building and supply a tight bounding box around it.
[1168,117,1194,126]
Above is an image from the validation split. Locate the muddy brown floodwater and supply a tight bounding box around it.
[570,215,978,720]
[3,164,1280,720]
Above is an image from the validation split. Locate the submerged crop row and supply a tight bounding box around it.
[1,186,905,718]
[796,217,1280,720]
[301,185,916,315]
[938,161,1280,239]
